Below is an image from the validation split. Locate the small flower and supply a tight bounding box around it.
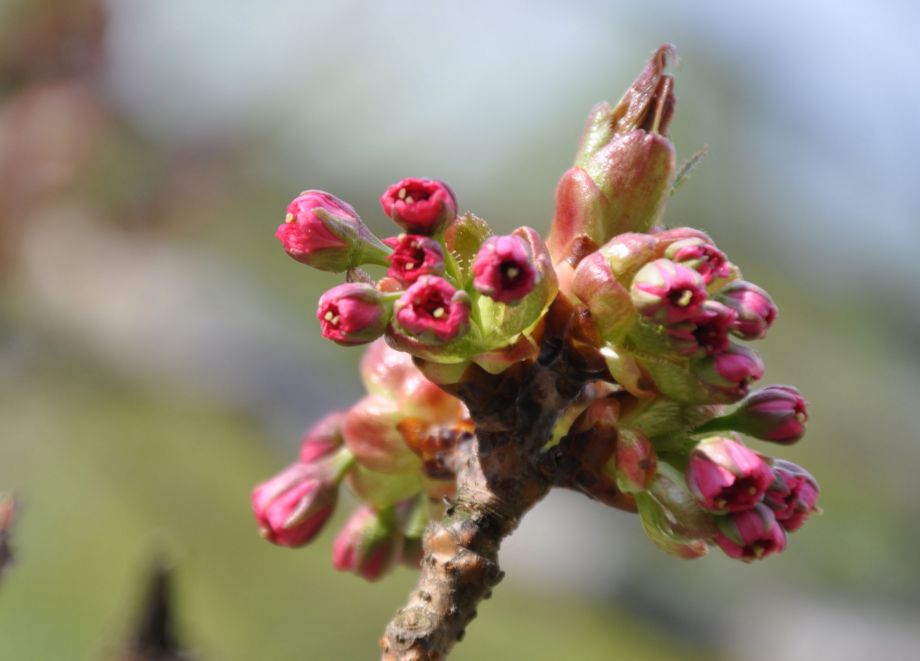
[317,283,389,346]
[380,178,457,235]
[251,462,340,547]
[687,436,774,513]
[631,259,708,324]
[332,505,402,581]
[393,276,470,344]
[385,234,445,285]
[663,237,731,285]
[472,234,538,304]
[689,300,737,355]
[691,343,764,402]
[299,410,347,463]
[716,280,777,340]
[713,504,787,561]
[765,460,820,531]
[276,190,389,271]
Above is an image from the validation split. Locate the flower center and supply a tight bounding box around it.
[670,289,694,307]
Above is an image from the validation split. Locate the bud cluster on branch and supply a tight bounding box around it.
[253,45,820,659]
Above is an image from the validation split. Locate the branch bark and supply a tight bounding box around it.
[381,299,603,660]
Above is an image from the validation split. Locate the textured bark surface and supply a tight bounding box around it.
[380,298,604,660]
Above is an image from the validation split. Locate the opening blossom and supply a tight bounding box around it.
[631,258,708,324]
[380,178,457,235]
[687,436,774,513]
[472,234,538,304]
[385,234,445,285]
[393,276,470,344]
[317,283,389,346]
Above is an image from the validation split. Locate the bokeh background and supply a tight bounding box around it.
[2,0,918,659]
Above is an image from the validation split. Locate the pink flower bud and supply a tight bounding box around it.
[663,237,731,285]
[343,394,421,474]
[687,300,737,355]
[393,276,470,344]
[276,190,389,271]
[380,178,457,235]
[730,385,808,444]
[631,259,708,324]
[713,504,787,561]
[384,234,445,285]
[472,234,538,304]
[546,166,609,265]
[717,280,777,340]
[571,250,634,343]
[317,283,389,346]
[765,460,820,531]
[687,436,774,513]
[251,462,339,547]
[691,343,764,402]
[299,410,346,463]
[333,505,402,581]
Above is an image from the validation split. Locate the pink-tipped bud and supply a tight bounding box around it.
[472,234,538,304]
[663,237,731,285]
[380,178,457,235]
[716,280,777,340]
[610,428,657,494]
[251,462,340,547]
[631,259,708,324]
[713,504,787,561]
[385,234,445,285]
[332,505,402,581]
[276,190,389,271]
[393,276,470,344]
[765,460,820,531]
[317,283,389,346]
[691,343,764,402]
[342,394,420,474]
[298,410,347,463]
[687,436,774,513]
[719,385,809,444]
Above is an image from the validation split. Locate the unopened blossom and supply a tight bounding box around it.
[610,428,657,494]
[276,190,389,271]
[380,178,457,235]
[717,280,777,340]
[251,461,342,547]
[765,460,820,531]
[663,237,731,285]
[332,505,402,581]
[687,436,774,513]
[343,395,420,474]
[472,234,538,304]
[713,504,787,561]
[393,276,470,344]
[716,385,809,444]
[317,283,389,346]
[385,234,445,285]
[631,259,708,324]
[299,410,346,463]
[691,343,764,402]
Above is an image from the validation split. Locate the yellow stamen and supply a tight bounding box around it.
[284,213,295,223]
[505,266,519,279]
[405,195,415,204]
[676,290,693,307]
[324,311,334,321]
[432,307,445,319]
[398,188,407,200]
[405,262,416,270]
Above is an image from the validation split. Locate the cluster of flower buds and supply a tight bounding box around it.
[252,339,470,580]
[277,176,558,369]
[259,44,819,575]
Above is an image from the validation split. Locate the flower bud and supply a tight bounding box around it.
[393,276,470,345]
[608,428,657,494]
[700,385,808,443]
[713,504,787,561]
[343,395,420,474]
[571,251,634,343]
[380,178,457,235]
[252,459,346,547]
[385,234,445,285]
[299,410,346,463]
[716,280,777,340]
[317,283,389,346]
[546,166,609,265]
[765,460,819,531]
[631,259,708,324]
[687,436,773,513]
[360,338,417,399]
[472,234,538,304]
[276,190,390,271]
[332,505,402,581]
[690,343,764,402]
[663,237,731,285]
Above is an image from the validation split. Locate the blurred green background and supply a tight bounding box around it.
[1,1,918,659]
